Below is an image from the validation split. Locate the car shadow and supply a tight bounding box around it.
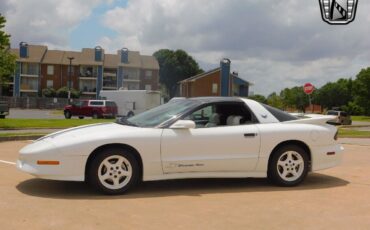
[16,173,349,200]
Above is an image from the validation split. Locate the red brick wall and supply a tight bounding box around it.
[40,64,79,91]
[140,69,159,90]
[180,70,221,97]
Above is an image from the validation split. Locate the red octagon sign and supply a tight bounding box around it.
[303,83,314,95]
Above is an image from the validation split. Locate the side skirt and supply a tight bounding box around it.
[143,171,267,182]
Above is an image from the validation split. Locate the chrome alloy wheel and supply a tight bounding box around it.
[277,151,304,182]
[98,155,132,190]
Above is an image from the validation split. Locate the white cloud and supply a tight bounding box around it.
[2,0,369,95]
[100,0,370,95]
[2,0,105,49]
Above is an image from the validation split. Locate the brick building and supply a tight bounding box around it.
[179,59,251,97]
[9,42,159,98]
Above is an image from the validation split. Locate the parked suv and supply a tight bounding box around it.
[64,100,118,119]
[327,110,352,125]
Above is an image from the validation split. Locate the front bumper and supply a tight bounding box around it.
[17,140,88,181]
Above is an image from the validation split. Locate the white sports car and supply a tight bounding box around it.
[17,97,343,194]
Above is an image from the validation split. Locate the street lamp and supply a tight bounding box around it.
[67,57,74,104]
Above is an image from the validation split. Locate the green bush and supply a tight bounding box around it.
[42,87,56,97]
[341,101,365,115]
[56,87,80,98]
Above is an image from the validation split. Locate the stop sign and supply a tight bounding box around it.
[303,83,314,95]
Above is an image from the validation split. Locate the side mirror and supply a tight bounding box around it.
[170,120,196,129]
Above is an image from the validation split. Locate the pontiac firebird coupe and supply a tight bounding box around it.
[17,97,343,194]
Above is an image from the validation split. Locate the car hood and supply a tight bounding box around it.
[37,122,140,143]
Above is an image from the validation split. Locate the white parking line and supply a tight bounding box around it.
[0,160,16,165]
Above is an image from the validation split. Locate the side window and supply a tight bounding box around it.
[184,102,257,128]
[184,105,215,128]
[89,101,104,106]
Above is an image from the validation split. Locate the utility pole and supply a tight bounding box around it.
[67,57,74,104]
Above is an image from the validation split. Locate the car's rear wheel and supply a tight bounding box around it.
[64,111,72,119]
[78,116,84,119]
[0,115,5,119]
[268,145,309,186]
[88,147,140,194]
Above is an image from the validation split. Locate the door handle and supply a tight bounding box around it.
[244,133,257,138]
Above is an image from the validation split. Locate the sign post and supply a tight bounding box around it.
[303,83,314,113]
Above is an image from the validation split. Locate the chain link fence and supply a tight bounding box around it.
[0,96,69,109]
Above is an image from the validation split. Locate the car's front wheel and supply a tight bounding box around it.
[88,147,140,194]
[268,145,309,186]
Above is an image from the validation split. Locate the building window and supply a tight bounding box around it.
[145,70,152,79]
[212,83,218,94]
[47,80,53,88]
[145,84,152,90]
[47,65,54,75]
[21,63,39,75]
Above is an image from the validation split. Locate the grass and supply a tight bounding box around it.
[351,116,370,122]
[0,132,48,138]
[0,118,114,129]
[338,128,370,138]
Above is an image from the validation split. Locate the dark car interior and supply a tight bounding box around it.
[185,102,257,128]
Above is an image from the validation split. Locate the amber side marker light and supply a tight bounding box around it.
[37,160,60,165]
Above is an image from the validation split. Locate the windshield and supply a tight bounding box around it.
[118,99,200,127]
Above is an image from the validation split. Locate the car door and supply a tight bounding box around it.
[160,102,261,173]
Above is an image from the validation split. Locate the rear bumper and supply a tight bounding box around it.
[311,144,344,171]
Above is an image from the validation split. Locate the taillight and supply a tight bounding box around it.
[334,131,338,140]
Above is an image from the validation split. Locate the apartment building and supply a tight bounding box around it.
[9,42,160,98]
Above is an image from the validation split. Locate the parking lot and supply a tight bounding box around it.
[0,140,369,230]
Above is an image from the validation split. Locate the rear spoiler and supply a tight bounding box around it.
[283,115,337,126]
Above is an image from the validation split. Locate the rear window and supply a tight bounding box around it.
[106,101,117,107]
[327,111,339,115]
[261,104,298,122]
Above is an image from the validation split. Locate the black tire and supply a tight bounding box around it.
[79,116,84,119]
[87,147,140,195]
[64,111,72,119]
[127,111,134,117]
[0,115,5,119]
[268,145,309,187]
[92,112,99,119]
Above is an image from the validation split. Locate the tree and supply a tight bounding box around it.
[0,14,16,96]
[314,78,352,110]
[248,94,267,104]
[352,68,370,115]
[153,49,203,98]
[267,92,283,109]
[280,87,309,112]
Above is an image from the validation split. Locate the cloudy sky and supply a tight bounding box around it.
[1,0,369,95]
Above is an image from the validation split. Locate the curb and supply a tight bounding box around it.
[0,135,43,142]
